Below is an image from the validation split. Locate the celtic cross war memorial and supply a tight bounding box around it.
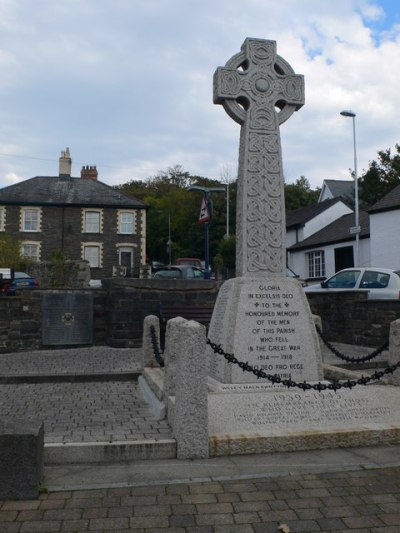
[207,38,323,384]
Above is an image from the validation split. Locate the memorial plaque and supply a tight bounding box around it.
[42,292,93,345]
[207,277,322,383]
[209,387,400,435]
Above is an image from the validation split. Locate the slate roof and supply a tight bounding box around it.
[368,183,400,213]
[321,179,354,200]
[288,210,370,251]
[0,176,148,209]
[286,198,342,229]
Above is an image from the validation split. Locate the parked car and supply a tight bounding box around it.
[304,267,400,300]
[0,271,39,295]
[176,258,204,268]
[152,265,205,280]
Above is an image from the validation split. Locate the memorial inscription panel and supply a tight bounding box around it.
[207,277,322,384]
[208,387,400,435]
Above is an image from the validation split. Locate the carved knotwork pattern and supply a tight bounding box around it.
[214,38,304,276]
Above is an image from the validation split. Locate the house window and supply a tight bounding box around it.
[21,242,40,262]
[83,209,102,233]
[0,207,5,231]
[22,208,41,232]
[83,244,102,268]
[307,250,325,278]
[118,210,136,234]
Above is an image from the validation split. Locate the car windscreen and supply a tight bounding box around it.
[153,269,183,279]
[326,270,361,288]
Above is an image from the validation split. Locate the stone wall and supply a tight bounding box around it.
[306,291,400,347]
[1,283,399,353]
[0,279,221,353]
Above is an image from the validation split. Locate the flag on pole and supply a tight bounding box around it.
[198,196,210,223]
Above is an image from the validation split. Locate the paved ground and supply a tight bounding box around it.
[1,464,400,532]
[1,346,399,532]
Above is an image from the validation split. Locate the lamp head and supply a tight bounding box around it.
[340,110,356,118]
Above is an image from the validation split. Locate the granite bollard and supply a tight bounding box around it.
[170,319,209,459]
[142,314,160,368]
[389,318,400,386]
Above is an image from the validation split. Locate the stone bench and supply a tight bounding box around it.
[0,420,44,499]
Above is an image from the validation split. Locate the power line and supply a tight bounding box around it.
[0,152,140,174]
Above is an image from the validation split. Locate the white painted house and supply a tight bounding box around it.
[318,179,354,203]
[286,179,400,281]
[369,183,400,271]
[287,210,370,281]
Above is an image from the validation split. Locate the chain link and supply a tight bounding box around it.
[316,324,389,363]
[149,325,165,368]
[206,338,400,392]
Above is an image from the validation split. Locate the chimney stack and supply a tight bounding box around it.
[59,147,72,176]
[81,165,98,180]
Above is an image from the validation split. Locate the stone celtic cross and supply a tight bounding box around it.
[214,38,304,277]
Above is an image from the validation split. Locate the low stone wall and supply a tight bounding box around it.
[306,291,400,347]
[0,279,221,353]
[103,278,221,348]
[1,282,399,353]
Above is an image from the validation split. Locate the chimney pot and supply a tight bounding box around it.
[59,147,72,177]
[81,164,98,180]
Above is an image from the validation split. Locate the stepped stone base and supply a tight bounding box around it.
[208,385,400,456]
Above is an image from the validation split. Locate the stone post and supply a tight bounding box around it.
[163,316,187,399]
[171,319,209,459]
[388,319,400,386]
[142,315,160,369]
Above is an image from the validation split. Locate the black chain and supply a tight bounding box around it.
[149,325,165,368]
[316,324,389,363]
[206,338,400,392]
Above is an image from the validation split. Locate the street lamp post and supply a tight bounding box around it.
[188,185,225,279]
[340,109,360,267]
[167,212,172,265]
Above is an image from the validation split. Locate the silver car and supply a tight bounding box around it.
[304,267,400,300]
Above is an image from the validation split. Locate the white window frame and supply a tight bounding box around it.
[82,243,102,268]
[307,250,325,278]
[117,210,136,234]
[0,206,5,231]
[21,241,41,262]
[82,209,103,234]
[21,207,41,232]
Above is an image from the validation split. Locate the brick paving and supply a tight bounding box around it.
[0,347,141,376]
[0,381,173,443]
[0,466,399,532]
[1,346,400,531]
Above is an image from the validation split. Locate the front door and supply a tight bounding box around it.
[334,246,354,272]
[119,248,133,277]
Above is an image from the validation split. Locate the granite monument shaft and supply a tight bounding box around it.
[214,38,304,277]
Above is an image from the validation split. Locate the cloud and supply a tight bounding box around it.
[1,0,400,192]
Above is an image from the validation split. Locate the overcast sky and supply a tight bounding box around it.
[1,0,400,191]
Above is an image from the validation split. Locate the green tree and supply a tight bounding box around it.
[0,235,25,269]
[116,166,233,265]
[284,176,320,210]
[358,145,400,207]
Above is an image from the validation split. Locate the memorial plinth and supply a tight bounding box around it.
[207,276,323,383]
